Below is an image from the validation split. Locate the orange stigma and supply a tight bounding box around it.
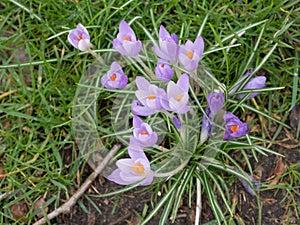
[140,130,148,135]
[185,51,193,59]
[132,163,145,175]
[148,95,155,100]
[161,63,165,68]
[229,124,239,133]
[110,74,117,81]
[77,34,83,41]
[123,36,130,41]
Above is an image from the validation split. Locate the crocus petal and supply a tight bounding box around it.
[107,169,134,185]
[177,74,190,92]
[207,92,225,117]
[132,100,156,116]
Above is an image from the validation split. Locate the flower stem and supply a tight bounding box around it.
[88,49,106,65]
[134,56,156,79]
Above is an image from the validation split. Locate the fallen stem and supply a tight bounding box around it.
[33,144,121,225]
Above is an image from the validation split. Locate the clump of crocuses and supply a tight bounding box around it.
[67,21,267,187]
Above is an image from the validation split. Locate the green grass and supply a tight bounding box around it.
[1,0,300,224]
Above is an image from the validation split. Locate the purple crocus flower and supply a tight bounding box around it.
[172,116,181,130]
[154,60,174,82]
[68,23,91,51]
[223,112,249,140]
[230,69,266,100]
[153,25,179,62]
[132,116,158,147]
[112,20,142,57]
[162,74,190,114]
[207,91,225,117]
[178,36,204,71]
[107,151,154,186]
[101,62,128,89]
[237,76,266,99]
[132,76,167,116]
[200,107,213,144]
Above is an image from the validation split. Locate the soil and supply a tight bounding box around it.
[52,109,300,225]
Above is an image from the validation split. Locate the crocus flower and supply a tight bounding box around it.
[132,116,158,147]
[153,25,179,62]
[230,69,266,100]
[154,60,174,82]
[237,76,266,99]
[200,107,213,144]
[236,169,260,196]
[112,20,142,57]
[68,23,91,51]
[107,150,154,186]
[101,62,128,89]
[178,36,204,71]
[162,74,190,114]
[207,91,225,117]
[132,76,167,116]
[223,112,249,140]
[172,115,181,130]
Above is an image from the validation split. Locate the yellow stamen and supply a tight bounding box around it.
[185,51,193,59]
[148,95,155,100]
[110,74,117,81]
[123,36,130,41]
[176,94,183,102]
[132,163,145,175]
[229,124,239,133]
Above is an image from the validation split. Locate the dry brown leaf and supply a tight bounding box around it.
[34,198,49,218]
[267,157,286,185]
[9,201,28,222]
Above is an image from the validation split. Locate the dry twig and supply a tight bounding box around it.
[33,144,120,225]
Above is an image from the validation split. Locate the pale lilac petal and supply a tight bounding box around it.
[194,36,204,57]
[177,74,189,92]
[207,92,225,117]
[107,169,134,185]
[132,100,156,116]
[119,20,136,40]
[133,115,143,128]
[135,76,150,90]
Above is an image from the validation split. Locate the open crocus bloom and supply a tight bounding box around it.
[132,116,158,147]
[162,73,190,114]
[223,112,249,140]
[132,76,167,116]
[112,20,142,57]
[68,23,91,51]
[154,60,174,82]
[178,36,204,71]
[153,25,179,62]
[101,62,128,89]
[107,152,154,186]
